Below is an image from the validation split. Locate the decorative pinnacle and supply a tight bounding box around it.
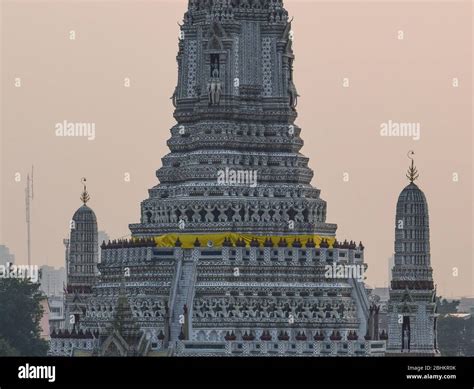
[406,151,419,183]
[80,177,90,204]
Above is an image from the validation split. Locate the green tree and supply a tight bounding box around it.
[0,278,48,356]
[437,312,474,356]
[436,297,460,314]
[0,337,18,356]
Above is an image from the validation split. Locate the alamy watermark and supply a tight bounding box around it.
[325,264,366,283]
[18,364,55,383]
[55,120,96,141]
[0,262,39,283]
[217,167,258,188]
[380,120,420,141]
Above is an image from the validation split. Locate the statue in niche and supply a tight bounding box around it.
[403,328,410,350]
[288,79,299,108]
[207,67,222,105]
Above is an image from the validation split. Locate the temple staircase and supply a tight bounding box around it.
[170,258,196,345]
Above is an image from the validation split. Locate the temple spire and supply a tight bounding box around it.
[80,177,90,205]
[406,151,419,183]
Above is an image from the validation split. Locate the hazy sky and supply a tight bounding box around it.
[1,0,472,298]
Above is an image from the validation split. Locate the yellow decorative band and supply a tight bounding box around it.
[152,233,336,249]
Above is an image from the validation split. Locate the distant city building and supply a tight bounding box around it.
[48,295,66,331]
[373,287,390,304]
[387,156,438,356]
[39,294,66,339]
[39,266,66,297]
[387,256,394,287]
[457,297,474,314]
[39,296,51,341]
[0,245,15,266]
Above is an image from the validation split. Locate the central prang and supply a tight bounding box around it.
[129,0,336,241]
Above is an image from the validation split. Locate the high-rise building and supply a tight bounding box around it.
[387,156,438,355]
[0,245,15,266]
[48,295,66,331]
[39,265,66,297]
[387,255,394,287]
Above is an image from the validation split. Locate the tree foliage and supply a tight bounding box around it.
[438,316,474,356]
[0,278,48,356]
[436,297,460,314]
[0,337,18,356]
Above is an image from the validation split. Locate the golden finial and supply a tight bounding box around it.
[406,151,419,183]
[80,177,90,204]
